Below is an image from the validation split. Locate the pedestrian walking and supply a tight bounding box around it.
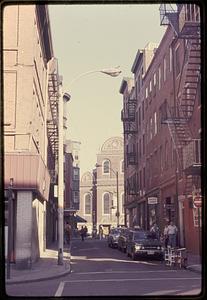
[80,226,85,241]
[163,224,169,248]
[64,222,71,245]
[167,221,178,248]
[150,223,160,239]
[99,226,103,240]
[83,225,88,238]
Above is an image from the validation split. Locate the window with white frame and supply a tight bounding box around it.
[158,66,161,90]
[164,56,167,81]
[153,73,156,86]
[149,80,152,93]
[120,159,124,173]
[103,193,110,214]
[103,160,110,174]
[193,207,202,227]
[154,111,157,135]
[84,193,91,215]
[145,86,148,98]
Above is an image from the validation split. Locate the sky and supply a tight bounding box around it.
[49,4,166,176]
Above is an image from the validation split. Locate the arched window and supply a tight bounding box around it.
[103,193,110,214]
[103,160,110,174]
[120,159,124,173]
[84,193,91,215]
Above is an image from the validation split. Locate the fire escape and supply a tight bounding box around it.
[160,4,201,196]
[47,72,59,183]
[121,97,138,196]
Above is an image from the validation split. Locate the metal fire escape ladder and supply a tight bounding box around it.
[177,38,201,119]
[47,73,59,159]
[160,4,201,196]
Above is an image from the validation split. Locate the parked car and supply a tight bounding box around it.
[117,227,130,252]
[107,227,122,248]
[126,230,164,260]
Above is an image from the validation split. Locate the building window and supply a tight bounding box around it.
[121,193,124,214]
[73,168,79,180]
[150,117,153,140]
[175,45,180,76]
[158,66,161,90]
[142,134,145,155]
[73,191,79,203]
[103,193,110,214]
[142,101,144,120]
[138,106,141,126]
[149,80,152,93]
[193,207,202,227]
[154,111,157,135]
[164,56,167,81]
[143,167,146,188]
[103,160,110,174]
[120,159,124,173]
[165,141,169,169]
[153,73,156,86]
[84,193,91,215]
[145,86,148,98]
[169,46,172,72]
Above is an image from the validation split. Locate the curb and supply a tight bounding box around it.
[6,262,71,285]
[186,265,202,274]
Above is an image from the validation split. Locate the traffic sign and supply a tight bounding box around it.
[193,196,202,208]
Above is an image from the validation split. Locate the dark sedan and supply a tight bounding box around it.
[126,230,164,260]
[107,228,122,248]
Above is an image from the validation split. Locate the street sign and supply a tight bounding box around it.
[193,196,202,208]
[148,197,158,204]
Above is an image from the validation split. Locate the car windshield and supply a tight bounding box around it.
[134,231,157,240]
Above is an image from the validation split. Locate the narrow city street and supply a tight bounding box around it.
[6,238,201,297]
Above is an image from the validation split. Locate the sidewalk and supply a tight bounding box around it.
[5,241,201,285]
[6,243,71,285]
[186,252,202,274]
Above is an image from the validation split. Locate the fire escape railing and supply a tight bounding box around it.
[121,99,137,136]
[159,3,201,196]
[47,73,59,160]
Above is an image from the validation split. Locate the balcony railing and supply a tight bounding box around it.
[179,4,200,35]
[183,139,201,173]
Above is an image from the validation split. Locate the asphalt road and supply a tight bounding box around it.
[6,238,202,297]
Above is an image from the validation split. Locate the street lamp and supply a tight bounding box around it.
[57,79,71,265]
[96,163,120,227]
[57,66,121,264]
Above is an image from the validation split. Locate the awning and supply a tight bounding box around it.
[73,215,87,223]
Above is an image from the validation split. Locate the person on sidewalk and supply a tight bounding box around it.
[83,225,88,238]
[99,226,103,240]
[150,223,160,239]
[80,226,85,241]
[167,221,178,248]
[163,223,169,248]
[64,222,71,245]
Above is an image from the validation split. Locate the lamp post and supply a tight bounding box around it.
[96,164,120,227]
[57,66,121,264]
[57,81,71,265]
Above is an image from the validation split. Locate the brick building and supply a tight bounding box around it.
[120,4,201,254]
[3,5,60,267]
